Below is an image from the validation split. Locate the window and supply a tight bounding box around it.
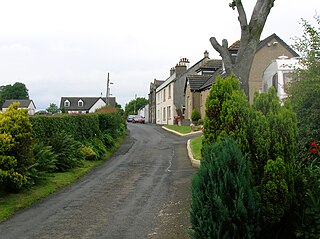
[168,85,172,99]
[272,73,278,92]
[163,89,166,102]
[163,107,166,121]
[78,100,84,107]
[64,100,70,107]
[168,106,171,119]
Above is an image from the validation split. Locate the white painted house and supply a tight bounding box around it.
[2,99,36,115]
[262,56,300,101]
[156,73,175,125]
[60,97,108,114]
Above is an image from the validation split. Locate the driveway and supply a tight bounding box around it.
[0,123,196,239]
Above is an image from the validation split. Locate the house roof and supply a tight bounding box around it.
[157,55,211,92]
[2,99,35,108]
[60,97,107,111]
[199,68,226,91]
[257,33,299,57]
[196,59,223,73]
[199,33,299,91]
[186,75,212,92]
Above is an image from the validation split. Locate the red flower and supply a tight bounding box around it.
[311,141,317,147]
[311,148,318,154]
[318,145,320,149]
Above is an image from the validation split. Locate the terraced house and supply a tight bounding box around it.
[155,51,218,125]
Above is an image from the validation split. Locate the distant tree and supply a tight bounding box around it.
[210,0,276,96]
[0,82,29,108]
[46,103,60,114]
[125,97,148,115]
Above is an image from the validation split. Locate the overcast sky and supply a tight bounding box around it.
[0,0,319,110]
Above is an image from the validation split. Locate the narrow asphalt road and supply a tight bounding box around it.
[0,123,197,239]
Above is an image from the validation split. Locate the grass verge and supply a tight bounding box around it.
[164,125,192,134]
[190,136,203,160]
[0,140,122,223]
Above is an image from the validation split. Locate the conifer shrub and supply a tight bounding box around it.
[190,137,259,239]
[191,109,201,122]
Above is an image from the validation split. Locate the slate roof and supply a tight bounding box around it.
[2,99,34,108]
[199,69,226,91]
[186,75,212,92]
[60,97,107,111]
[197,59,223,73]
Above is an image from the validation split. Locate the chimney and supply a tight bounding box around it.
[204,50,209,58]
[175,57,189,77]
[170,67,175,76]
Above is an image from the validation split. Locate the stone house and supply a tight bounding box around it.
[184,33,299,120]
[148,79,164,124]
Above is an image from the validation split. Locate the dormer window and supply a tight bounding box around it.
[78,99,84,107]
[64,99,70,107]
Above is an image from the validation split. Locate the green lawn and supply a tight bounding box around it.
[190,136,203,160]
[164,125,192,134]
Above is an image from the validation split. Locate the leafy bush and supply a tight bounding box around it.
[191,109,201,122]
[25,143,57,186]
[80,146,98,161]
[81,138,107,160]
[49,132,84,172]
[190,137,259,239]
[0,103,33,191]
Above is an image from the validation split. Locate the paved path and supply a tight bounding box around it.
[0,123,196,239]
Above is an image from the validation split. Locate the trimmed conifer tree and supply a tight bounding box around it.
[190,137,259,239]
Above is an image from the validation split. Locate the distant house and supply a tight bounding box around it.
[59,97,115,114]
[2,99,36,115]
[148,79,164,124]
[155,51,214,125]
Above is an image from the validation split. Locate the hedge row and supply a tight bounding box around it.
[30,112,125,142]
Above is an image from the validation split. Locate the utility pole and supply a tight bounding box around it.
[106,73,110,106]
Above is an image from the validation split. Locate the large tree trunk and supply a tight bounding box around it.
[210,0,275,96]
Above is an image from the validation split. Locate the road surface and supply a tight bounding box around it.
[0,123,197,239]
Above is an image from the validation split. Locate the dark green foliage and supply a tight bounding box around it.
[25,143,57,186]
[190,137,259,239]
[124,97,148,115]
[259,158,296,237]
[203,75,251,154]
[98,112,125,139]
[49,132,84,172]
[191,109,201,122]
[0,82,29,109]
[101,133,115,149]
[81,138,107,160]
[30,114,101,142]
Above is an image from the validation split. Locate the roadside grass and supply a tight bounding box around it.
[164,125,192,134]
[190,136,203,160]
[0,141,120,223]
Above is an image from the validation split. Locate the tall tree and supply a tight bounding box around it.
[210,0,275,96]
[125,97,148,115]
[0,82,29,108]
